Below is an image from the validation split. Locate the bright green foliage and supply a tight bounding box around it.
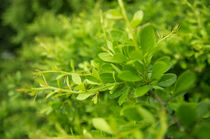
[0,0,209,138]
[24,0,184,138]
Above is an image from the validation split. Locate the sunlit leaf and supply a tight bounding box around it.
[92,118,114,134]
[72,73,82,85]
[98,52,126,63]
[76,92,96,100]
[131,10,143,28]
[106,9,122,20]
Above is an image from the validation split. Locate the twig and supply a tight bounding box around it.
[153,92,166,109]
[153,91,184,131]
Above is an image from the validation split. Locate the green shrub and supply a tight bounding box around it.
[0,0,209,138]
[22,0,209,138]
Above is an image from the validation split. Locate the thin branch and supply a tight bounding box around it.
[153,91,184,131]
[153,92,166,109]
[34,70,89,76]
[31,83,121,96]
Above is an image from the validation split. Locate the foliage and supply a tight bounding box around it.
[158,0,210,70]
[1,0,96,44]
[0,0,209,138]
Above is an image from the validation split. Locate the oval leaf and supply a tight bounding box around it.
[137,106,155,123]
[92,118,114,134]
[72,73,81,85]
[129,49,144,60]
[106,9,122,20]
[138,24,156,53]
[131,10,144,28]
[109,85,125,99]
[118,87,130,105]
[159,73,177,87]
[76,92,96,101]
[118,70,142,82]
[135,85,150,97]
[152,61,168,80]
[98,52,126,63]
[100,73,115,83]
[175,70,196,94]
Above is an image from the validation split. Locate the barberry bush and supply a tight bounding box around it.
[0,0,209,138]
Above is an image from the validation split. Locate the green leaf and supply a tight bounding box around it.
[111,64,121,73]
[107,41,114,53]
[157,56,171,64]
[56,74,65,80]
[92,94,98,104]
[121,106,155,123]
[98,52,126,63]
[101,63,115,73]
[85,75,99,84]
[66,76,71,89]
[46,92,57,99]
[74,83,85,91]
[137,106,155,124]
[134,61,144,74]
[157,56,172,71]
[118,70,142,82]
[197,100,210,118]
[70,60,75,72]
[138,24,156,53]
[193,121,210,139]
[133,131,143,139]
[100,73,115,83]
[131,10,144,28]
[76,92,96,101]
[129,49,144,60]
[106,9,122,20]
[72,73,81,85]
[152,85,164,90]
[121,106,142,121]
[92,118,114,134]
[118,87,130,105]
[109,85,125,99]
[158,73,177,87]
[152,61,168,80]
[135,85,150,97]
[175,70,196,94]
[176,103,198,128]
